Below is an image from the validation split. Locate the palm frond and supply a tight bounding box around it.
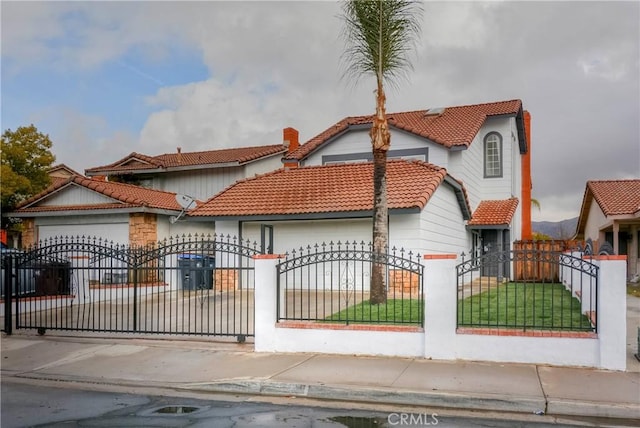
[340,0,423,87]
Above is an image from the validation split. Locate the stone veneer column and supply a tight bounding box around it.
[129,213,158,247]
[21,219,36,248]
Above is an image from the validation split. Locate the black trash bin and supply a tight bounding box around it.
[178,254,215,290]
[34,260,71,296]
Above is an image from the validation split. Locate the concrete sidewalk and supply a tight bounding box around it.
[1,333,639,422]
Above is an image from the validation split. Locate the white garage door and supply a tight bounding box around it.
[37,222,129,245]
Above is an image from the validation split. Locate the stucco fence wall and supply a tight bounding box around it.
[253,254,627,371]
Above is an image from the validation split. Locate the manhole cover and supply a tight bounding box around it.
[329,416,386,427]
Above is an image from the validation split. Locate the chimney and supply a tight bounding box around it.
[177,147,182,164]
[283,127,299,153]
[282,127,300,169]
[521,110,533,240]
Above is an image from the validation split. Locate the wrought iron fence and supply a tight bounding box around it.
[276,241,424,326]
[456,248,598,331]
[2,234,259,340]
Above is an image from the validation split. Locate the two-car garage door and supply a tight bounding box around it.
[36,215,129,245]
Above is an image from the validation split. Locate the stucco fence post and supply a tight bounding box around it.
[423,254,459,360]
[596,255,627,371]
[253,254,282,352]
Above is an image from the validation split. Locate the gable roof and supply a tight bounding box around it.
[48,164,84,186]
[284,99,526,162]
[85,144,287,176]
[575,179,640,236]
[468,198,519,228]
[586,179,640,216]
[49,164,83,178]
[11,176,187,216]
[189,159,470,220]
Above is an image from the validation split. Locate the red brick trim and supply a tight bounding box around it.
[253,254,285,260]
[423,254,457,260]
[277,320,423,333]
[456,327,597,338]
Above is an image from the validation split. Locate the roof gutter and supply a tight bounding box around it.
[443,175,471,220]
[466,224,511,230]
[6,207,183,218]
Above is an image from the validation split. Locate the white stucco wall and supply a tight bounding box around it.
[584,201,608,240]
[254,255,627,369]
[157,217,215,242]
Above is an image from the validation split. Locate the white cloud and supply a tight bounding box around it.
[2,1,639,222]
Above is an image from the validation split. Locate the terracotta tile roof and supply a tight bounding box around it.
[587,179,640,216]
[14,176,186,213]
[85,144,287,175]
[468,198,519,226]
[189,160,450,217]
[285,99,523,161]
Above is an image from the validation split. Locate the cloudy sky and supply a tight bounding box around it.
[2,1,638,222]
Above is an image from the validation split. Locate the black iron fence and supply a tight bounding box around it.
[276,241,424,326]
[456,248,598,331]
[2,234,258,340]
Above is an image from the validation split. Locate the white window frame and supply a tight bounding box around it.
[484,132,503,178]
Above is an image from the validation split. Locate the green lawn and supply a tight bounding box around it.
[325,299,423,325]
[458,282,593,330]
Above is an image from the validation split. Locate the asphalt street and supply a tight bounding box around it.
[2,380,635,428]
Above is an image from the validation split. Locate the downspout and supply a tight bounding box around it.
[521,111,533,240]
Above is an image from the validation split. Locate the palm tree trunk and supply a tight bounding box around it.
[370,81,390,305]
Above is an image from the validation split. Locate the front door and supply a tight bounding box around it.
[480,229,510,279]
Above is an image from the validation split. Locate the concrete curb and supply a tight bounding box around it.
[4,371,545,414]
[546,399,640,420]
[185,380,547,414]
[5,371,640,421]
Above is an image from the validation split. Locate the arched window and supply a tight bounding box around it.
[484,132,503,178]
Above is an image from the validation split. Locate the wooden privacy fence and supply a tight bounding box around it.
[513,240,583,281]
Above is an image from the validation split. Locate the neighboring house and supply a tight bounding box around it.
[2,164,85,248]
[48,164,84,184]
[8,175,212,248]
[6,141,294,248]
[84,144,289,202]
[575,179,640,278]
[196,99,531,258]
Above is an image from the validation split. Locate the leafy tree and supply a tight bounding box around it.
[1,125,55,227]
[340,0,423,304]
[532,232,552,241]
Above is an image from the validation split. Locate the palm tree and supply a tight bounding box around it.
[340,0,423,304]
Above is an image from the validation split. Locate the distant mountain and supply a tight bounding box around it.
[532,217,579,239]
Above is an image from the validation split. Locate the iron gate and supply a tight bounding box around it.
[2,234,259,340]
